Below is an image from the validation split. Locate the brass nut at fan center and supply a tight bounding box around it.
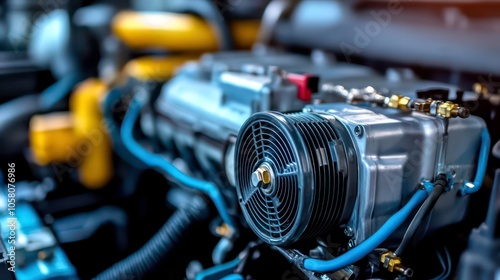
[251,167,271,186]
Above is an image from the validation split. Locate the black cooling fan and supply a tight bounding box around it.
[235,111,357,246]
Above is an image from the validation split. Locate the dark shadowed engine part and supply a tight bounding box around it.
[234,111,357,245]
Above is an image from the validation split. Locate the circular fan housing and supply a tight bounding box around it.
[235,111,357,246]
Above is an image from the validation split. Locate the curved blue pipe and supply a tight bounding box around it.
[461,128,490,195]
[39,72,83,110]
[212,237,233,265]
[303,189,428,273]
[195,257,241,280]
[103,87,146,169]
[220,274,244,280]
[121,96,236,229]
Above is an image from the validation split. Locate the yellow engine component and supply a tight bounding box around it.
[380,251,413,277]
[124,55,198,82]
[70,79,113,189]
[112,11,260,51]
[30,113,77,166]
[30,79,113,189]
[30,54,192,189]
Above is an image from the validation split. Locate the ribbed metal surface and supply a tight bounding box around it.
[287,113,346,239]
[236,111,352,245]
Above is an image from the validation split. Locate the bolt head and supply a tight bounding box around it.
[458,107,470,118]
[354,125,364,137]
[404,268,414,277]
[344,227,354,237]
[251,171,262,187]
[251,167,271,187]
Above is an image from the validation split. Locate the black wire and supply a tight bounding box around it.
[394,176,446,256]
[490,140,500,238]
[94,195,210,280]
[486,169,500,238]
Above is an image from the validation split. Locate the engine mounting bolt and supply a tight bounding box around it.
[354,125,364,137]
[344,226,354,237]
[251,167,271,187]
[348,239,355,248]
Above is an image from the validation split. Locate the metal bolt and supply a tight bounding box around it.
[458,107,470,118]
[344,226,354,237]
[354,125,364,137]
[450,169,457,178]
[348,239,355,248]
[395,267,414,278]
[251,167,271,187]
[404,268,414,277]
[38,251,48,260]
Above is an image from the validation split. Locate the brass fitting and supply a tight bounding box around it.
[413,99,469,118]
[215,223,231,237]
[386,95,402,109]
[413,99,432,114]
[397,96,413,110]
[251,167,271,186]
[380,251,413,277]
[386,95,412,110]
[473,83,489,95]
[437,101,470,118]
[325,84,470,119]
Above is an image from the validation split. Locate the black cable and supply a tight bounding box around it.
[487,140,500,238]
[394,174,447,256]
[94,196,210,280]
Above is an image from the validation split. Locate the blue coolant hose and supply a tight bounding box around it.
[121,95,236,229]
[461,128,490,195]
[303,189,429,273]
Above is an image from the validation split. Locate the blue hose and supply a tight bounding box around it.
[39,72,83,110]
[220,274,244,280]
[461,128,490,195]
[195,257,241,280]
[121,96,236,229]
[103,88,146,169]
[212,237,233,264]
[302,189,429,273]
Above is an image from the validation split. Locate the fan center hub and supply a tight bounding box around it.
[251,165,274,193]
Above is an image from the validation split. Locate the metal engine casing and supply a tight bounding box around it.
[146,51,376,184]
[300,103,486,244]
